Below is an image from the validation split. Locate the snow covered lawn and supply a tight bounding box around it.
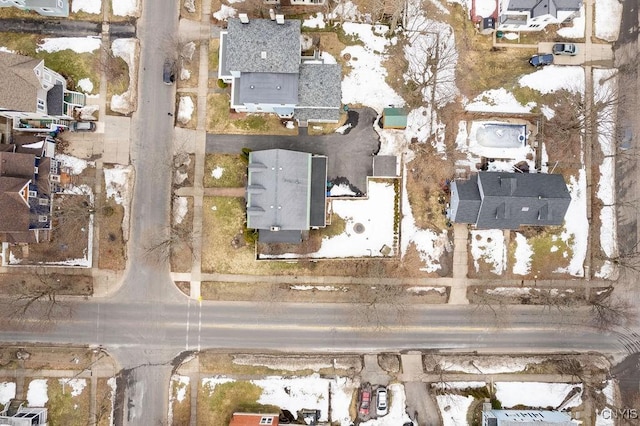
[27,379,48,406]
[177,96,196,126]
[0,381,16,405]
[436,394,474,426]
[168,375,190,426]
[470,230,506,275]
[110,38,139,115]
[104,165,134,241]
[495,382,583,409]
[112,0,140,17]
[73,0,102,14]
[595,0,623,41]
[37,37,101,54]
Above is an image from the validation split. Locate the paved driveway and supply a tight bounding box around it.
[537,42,614,66]
[206,108,381,193]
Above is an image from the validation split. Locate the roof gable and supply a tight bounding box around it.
[0,52,42,112]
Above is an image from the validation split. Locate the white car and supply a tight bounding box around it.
[376,387,388,416]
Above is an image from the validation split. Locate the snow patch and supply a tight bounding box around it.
[436,394,474,426]
[465,88,535,113]
[0,382,16,405]
[519,65,585,94]
[595,0,623,41]
[556,170,588,276]
[37,37,101,53]
[27,379,48,407]
[557,5,585,38]
[112,0,140,16]
[72,0,102,14]
[495,382,582,409]
[512,232,533,275]
[77,78,94,93]
[173,197,188,226]
[213,4,237,20]
[470,229,506,275]
[211,166,224,179]
[303,12,326,29]
[178,96,195,125]
[59,378,86,397]
[360,384,412,425]
[57,154,93,174]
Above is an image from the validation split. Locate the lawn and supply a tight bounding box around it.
[203,154,246,188]
[177,42,200,89]
[0,32,101,93]
[206,93,299,135]
[98,197,126,270]
[171,197,194,273]
[46,378,91,426]
[198,381,280,426]
[170,377,191,426]
[96,378,115,426]
[201,197,299,274]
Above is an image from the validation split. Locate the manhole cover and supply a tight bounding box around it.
[353,223,365,234]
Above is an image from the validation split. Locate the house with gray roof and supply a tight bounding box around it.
[246,149,327,243]
[0,52,86,132]
[448,172,571,229]
[0,0,68,17]
[219,17,342,125]
[497,0,582,31]
[482,405,574,426]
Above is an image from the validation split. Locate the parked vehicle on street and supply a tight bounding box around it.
[359,386,371,416]
[376,387,388,416]
[71,121,96,132]
[529,54,554,67]
[163,59,177,85]
[552,43,578,55]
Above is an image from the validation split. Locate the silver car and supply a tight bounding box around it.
[376,387,388,416]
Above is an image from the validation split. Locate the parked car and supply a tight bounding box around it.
[552,43,577,55]
[359,387,371,416]
[529,54,554,67]
[72,121,96,132]
[376,387,388,416]
[163,59,177,85]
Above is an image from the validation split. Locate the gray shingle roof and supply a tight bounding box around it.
[297,63,342,108]
[238,72,298,105]
[450,172,571,229]
[225,19,301,74]
[47,83,64,116]
[247,149,312,231]
[293,108,341,123]
[0,52,41,112]
[505,0,581,16]
[309,156,327,227]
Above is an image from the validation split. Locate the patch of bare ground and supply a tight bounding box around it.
[378,354,401,373]
[181,0,202,19]
[177,42,200,89]
[467,285,586,305]
[171,197,194,273]
[98,196,126,270]
[96,378,115,426]
[201,281,448,304]
[170,378,191,426]
[173,153,196,189]
[0,345,93,370]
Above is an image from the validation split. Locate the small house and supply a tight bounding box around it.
[381,108,407,129]
[482,405,574,425]
[229,412,279,426]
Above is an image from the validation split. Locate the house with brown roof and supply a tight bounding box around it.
[229,413,279,426]
[0,141,60,243]
[0,51,86,133]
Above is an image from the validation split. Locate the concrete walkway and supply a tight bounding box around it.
[450,223,469,304]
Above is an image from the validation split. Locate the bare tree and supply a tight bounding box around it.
[469,288,513,329]
[144,224,195,265]
[0,271,75,323]
[589,286,636,331]
[401,19,458,108]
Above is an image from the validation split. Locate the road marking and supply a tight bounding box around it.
[185,299,191,351]
[95,303,100,342]
[197,299,202,352]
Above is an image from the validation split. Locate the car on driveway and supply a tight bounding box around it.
[529,54,554,67]
[163,59,177,85]
[71,121,96,132]
[359,386,371,416]
[376,387,388,416]
[552,43,578,55]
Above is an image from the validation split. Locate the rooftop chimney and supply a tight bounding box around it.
[275,14,285,24]
[269,8,276,20]
[239,13,249,24]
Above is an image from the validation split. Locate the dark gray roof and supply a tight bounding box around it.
[309,156,327,227]
[297,63,342,108]
[449,175,482,224]
[219,32,230,77]
[293,108,341,123]
[46,83,64,116]
[505,0,580,16]
[450,172,571,229]
[372,156,398,177]
[225,19,301,74]
[238,72,298,105]
[259,229,303,243]
[246,149,312,231]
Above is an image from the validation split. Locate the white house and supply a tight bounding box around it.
[497,0,582,31]
[0,0,68,17]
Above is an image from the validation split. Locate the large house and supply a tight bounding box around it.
[219,17,342,126]
[0,0,68,17]
[0,140,60,243]
[0,51,86,132]
[497,0,582,31]
[0,406,48,426]
[482,406,574,425]
[246,149,327,243]
[448,172,571,229]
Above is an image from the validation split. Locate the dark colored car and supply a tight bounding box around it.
[72,121,96,132]
[163,59,177,85]
[529,54,554,67]
[359,388,371,416]
[552,43,578,55]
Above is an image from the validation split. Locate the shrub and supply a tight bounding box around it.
[217,79,228,89]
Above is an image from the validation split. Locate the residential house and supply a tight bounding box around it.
[482,405,574,425]
[0,51,86,132]
[0,405,48,426]
[497,0,582,31]
[219,17,341,125]
[246,149,327,243]
[448,172,570,229]
[229,413,279,426]
[0,140,60,243]
[0,0,68,17]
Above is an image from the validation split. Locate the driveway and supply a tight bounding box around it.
[206,108,381,194]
